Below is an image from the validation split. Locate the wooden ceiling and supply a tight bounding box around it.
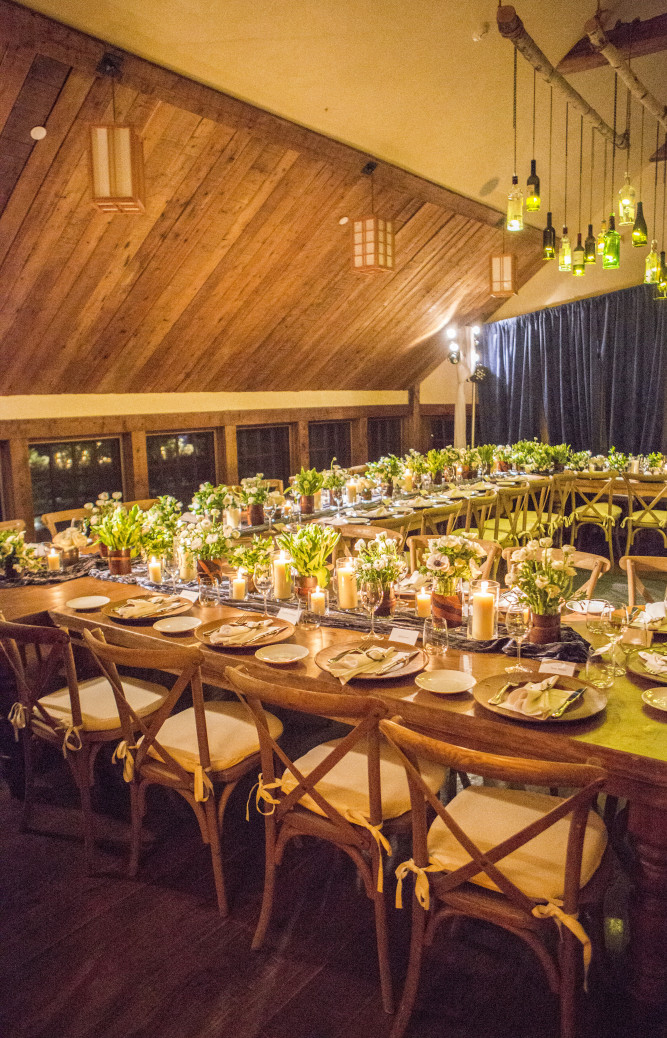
[0,1,544,395]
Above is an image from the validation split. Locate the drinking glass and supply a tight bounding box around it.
[585,648,615,689]
[504,602,531,675]
[585,600,611,638]
[423,618,448,658]
[332,487,344,517]
[254,562,273,616]
[602,605,629,675]
[162,553,179,594]
[264,500,277,532]
[360,579,383,638]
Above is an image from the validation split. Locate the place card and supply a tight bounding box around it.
[179,589,199,603]
[538,660,577,677]
[389,627,419,646]
[277,606,300,624]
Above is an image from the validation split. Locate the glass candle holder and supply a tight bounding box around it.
[304,586,329,627]
[230,569,247,601]
[467,579,500,640]
[335,557,359,610]
[45,546,62,573]
[148,556,163,583]
[272,550,293,600]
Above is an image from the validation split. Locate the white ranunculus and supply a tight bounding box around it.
[511,548,527,562]
[539,536,552,547]
[205,534,217,545]
[192,537,203,549]
[551,559,565,570]
[546,584,562,598]
[535,575,549,588]
[99,492,109,500]
[84,502,93,510]
[526,539,540,550]
[112,491,122,500]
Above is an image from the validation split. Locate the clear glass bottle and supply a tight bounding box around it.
[525,159,540,212]
[572,232,585,276]
[602,214,620,269]
[645,239,660,284]
[596,217,607,256]
[618,173,636,226]
[542,211,555,259]
[631,200,648,247]
[507,175,523,231]
[584,223,596,263]
[558,226,572,272]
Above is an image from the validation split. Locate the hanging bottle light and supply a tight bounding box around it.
[507,48,523,231]
[632,107,648,246]
[542,88,555,259]
[656,136,667,300]
[525,70,540,211]
[572,116,585,276]
[597,138,608,256]
[603,75,621,269]
[618,91,636,225]
[558,103,572,272]
[645,121,661,283]
[584,128,597,262]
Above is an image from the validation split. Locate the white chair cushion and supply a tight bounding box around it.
[39,676,167,732]
[427,786,608,901]
[146,701,283,773]
[574,504,622,521]
[281,738,446,822]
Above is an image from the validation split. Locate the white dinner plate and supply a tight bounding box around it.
[153,616,202,635]
[65,595,110,611]
[255,643,309,665]
[566,599,606,615]
[641,688,667,712]
[415,670,476,695]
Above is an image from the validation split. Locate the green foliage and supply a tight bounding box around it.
[276,524,339,585]
[0,529,40,573]
[94,505,146,551]
[291,467,324,495]
[228,535,274,572]
[141,495,183,557]
[190,483,237,516]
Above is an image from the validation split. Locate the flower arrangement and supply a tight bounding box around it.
[141,495,183,557]
[237,475,270,506]
[646,451,664,472]
[425,448,448,477]
[321,459,348,492]
[404,449,427,475]
[190,482,237,518]
[84,490,123,529]
[569,449,592,471]
[0,529,40,575]
[94,505,146,552]
[607,447,628,472]
[290,466,324,496]
[507,538,577,616]
[419,534,486,595]
[275,524,339,586]
[228,534,274,573]
[367,454,404,485]
[354,533,406,589]
[178,516,240,561]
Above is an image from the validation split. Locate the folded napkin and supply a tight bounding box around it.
[328,646,409,684]
[638,651,667,675]
[401,496,430,508]
[447,489,474,499]
[53,528,88,549]
[398,571,429,591]
[363,506,390,518]
[209,619,280,645]
[468,481,495,491]
[113,595,179,619]
[500,676,575,719]
[635,602,667,627]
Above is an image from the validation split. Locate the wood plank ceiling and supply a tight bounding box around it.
[0,1,544,395]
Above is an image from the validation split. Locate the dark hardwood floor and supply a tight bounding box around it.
[0,741,641,1038]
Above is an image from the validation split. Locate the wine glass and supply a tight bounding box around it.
[585,600,610,638]
[254,562,273,616]
[504,602,531,675]
[264,499,277,532]
[360,579,383,639]
[332,486,344,517]
[600,603,627,676]
[423,618,448,658]
[162,553,179,594]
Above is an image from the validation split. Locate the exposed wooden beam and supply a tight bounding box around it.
[558,14,667,75]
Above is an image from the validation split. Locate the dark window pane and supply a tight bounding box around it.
[367,417,402,461]
[147,431,216,503]
[308,421,351,471]
[29,438,122,528]
[428,415,455,449]
[237,425,291,486]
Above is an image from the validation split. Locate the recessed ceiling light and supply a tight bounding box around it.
[30,126,47,140]
[338,216,349,225]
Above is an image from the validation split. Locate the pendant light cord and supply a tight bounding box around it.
[625,88,631,171]
[589,128,595,224]
[512,47,518,177]
[532,68,536,158]
[638,106,644,199]
[662,133,666,247]
[578,115,583,231]
[548,87,553,211]
[610,73,617,213]
[564,102,569,226]
[602,138,607,220]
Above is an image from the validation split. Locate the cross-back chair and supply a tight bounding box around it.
[331,524,404,565]
[0,613,169,871]
[82,630,283,914]
[478,484,531,547]
[521,477,556,542]
[41,507,90,539]
[501,546,611,601]
[379,718,609,1038]
[419,500,463,537]
[0,518,26,533]
[262,479,284,494]
[621,474,667,555]
[224,665,446,1014]
[619,555,667,610]
[407,536,501,582]
[565,474,624,566]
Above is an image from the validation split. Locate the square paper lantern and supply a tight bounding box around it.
[490,253,517,297]
[353,216,394,271]
[90,125,145,213]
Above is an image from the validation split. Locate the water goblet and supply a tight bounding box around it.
[360,579,383,639]
[264,500,277,532]
[162,553,179,594]
[599,603,626,676]
[254,562,273,616]
[423,618,448,658]
[332,487,344,517]
[504,602,531,675]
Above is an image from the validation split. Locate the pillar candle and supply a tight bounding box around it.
[179,551,197,582]
[313,490,322,511]
[311,588,326,615]
[472,580,495,640]
[46,548,61,572]
[225,507,241,529]
[346,480,358,505]
[273,553,292,599]
[148,557,163,583]
[231,570,246,600]
[416,590,432,618]
[403,472,414,492]
[337,564,358,609]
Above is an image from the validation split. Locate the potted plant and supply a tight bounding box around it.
[190,482,237,520]
[645,451,664,475]
[94,505,146,575]
[419,533,487,626]
[476,443,495,476]
[607,446,628,473]
[141,495,183,559]
[550,443,572,472]
[85,491,124,557]
[354,532,407,616]
[367,454,404,496]
[425,448,448,484]
[178,516,241,584]
[238,476,270,526]
[322,459,349,508]
[276,524,339,599]
[460,447,480,480]
[506,538,577,643]
[0,529,40,579]
[228,535,273,591]
[494,445,512,473]
[404,449,427,489]
[290,466,324,514]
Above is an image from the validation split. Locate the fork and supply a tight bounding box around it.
[329,639,373,663]
[489,680,519,705]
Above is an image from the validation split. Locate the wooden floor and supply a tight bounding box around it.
[0,741,641,1038]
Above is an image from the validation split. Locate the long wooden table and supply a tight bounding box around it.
[3,575,667,1012]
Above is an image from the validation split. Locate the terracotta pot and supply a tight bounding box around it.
[361,489,373,501]
[59,546,80,568]
[526,612,561,644]
[497,461,509,472]
[553,462,565,472]
[299,495,315,515]
[461,466,472,480]
[97,542,109,558]
[197,557,225,584]
[432,590,463,627]
[294,574,318,600]
[248,503,265,527]
[374,585,397,617]
[107,548,132,576]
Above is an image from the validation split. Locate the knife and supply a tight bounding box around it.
[549,687,586,719]
[379,650,419,674]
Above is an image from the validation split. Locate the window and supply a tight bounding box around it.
[237,425,291,486]
[29,437,123,527]
[367,417,402,461]
[309,421,351,471]
[429,415,455,449]
[147,431,216,504]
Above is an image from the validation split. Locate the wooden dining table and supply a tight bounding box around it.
[2,574,667,1014]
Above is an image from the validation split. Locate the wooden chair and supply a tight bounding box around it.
[408,536,502,582]
[619,555,667,610]
[522,477,555,542]
[478,484,531,547]
[0,614,169,871]
[502,546,611,601]
[224,665,447,1014]
[41,507,90,538]
[565,474,624,567]
[262,479,284,494]
[379,718,609,1038]
[81,629,283,915]
[419,500,463,537]
[0,518,26,533]
[621,475,667,555]
[331,524,404,564]
[124,498,157,511]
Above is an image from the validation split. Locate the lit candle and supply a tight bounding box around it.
[346,479,358,504]
[416,590,432,618]
[179,551,197,582]
[231,569,246,600]
[225,506,241,529]
[472,580,495,640]
[283,501,293,517]
[403,472,414,492]
[337,563,358,609]
[273,552,292,599]
[46,548,61,572]
[311,587,326,615]
[313,490,322,511]
[148,557,163,583]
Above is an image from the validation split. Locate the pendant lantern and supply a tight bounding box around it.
[89,55,145,214]
[352,162,394,272]
[490,217,517,297]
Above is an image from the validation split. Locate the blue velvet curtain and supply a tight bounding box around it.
[479,284,667,453]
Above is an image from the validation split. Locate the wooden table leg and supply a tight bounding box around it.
[627,801,667,1008]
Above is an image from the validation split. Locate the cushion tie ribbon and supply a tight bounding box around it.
[394,857,446,910]
[8,702,28,741]
[112,740,137,782]
[194,764,214,803]
[531,899,592,990]
[246,773,282,820]
[62,724,83,756]
[345,810,392,893]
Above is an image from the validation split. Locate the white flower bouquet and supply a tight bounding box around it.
[354,533,406,589]
[178,517,240,561]
[0,529,40,575]
[507,538,577,616]
[419,533,486,595]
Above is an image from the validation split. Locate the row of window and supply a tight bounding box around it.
[26,417,419,523]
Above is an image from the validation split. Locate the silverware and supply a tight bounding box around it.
[489,680,518,705]
[329,640,372,663]
[549,687,586,719]
[379,650,420,674]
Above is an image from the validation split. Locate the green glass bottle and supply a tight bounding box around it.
[572,233,585,276]
[507,176,523,231]
[558,226,572,272]
[526,159,540,212]
[602,214,620,269]
[655,252,667,300]
[632,201,648,247]
[645,239,660,283]
[542,211,556,259]
[584,223,596,264]
[596,217,607,256]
